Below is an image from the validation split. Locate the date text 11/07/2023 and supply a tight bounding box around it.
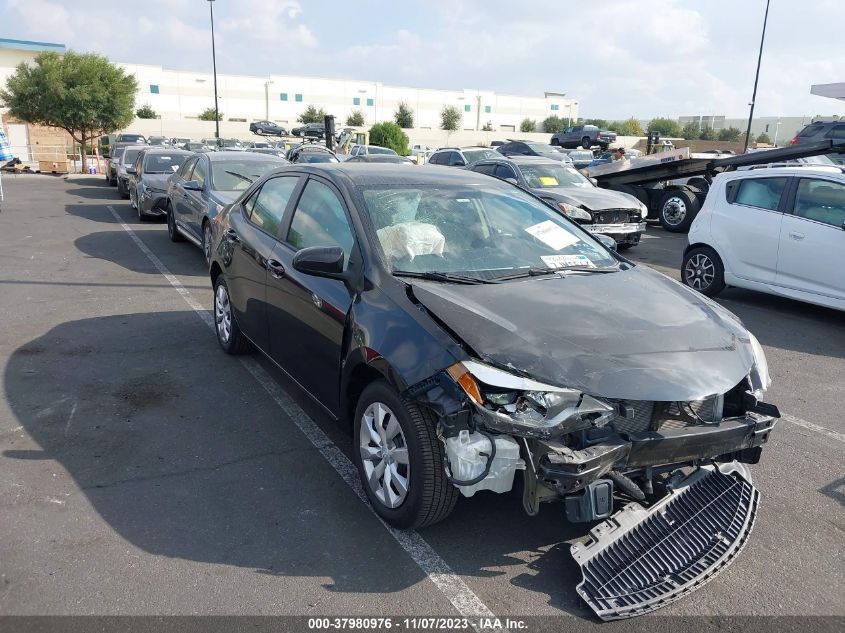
[307,617,528,630]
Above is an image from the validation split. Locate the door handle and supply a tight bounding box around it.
[266,259,285,279]
[788,232,805,241]
[224,229,240,243]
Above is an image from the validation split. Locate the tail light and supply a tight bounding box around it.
[790,137,800,145]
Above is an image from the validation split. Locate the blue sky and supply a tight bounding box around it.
[3,0,843,119]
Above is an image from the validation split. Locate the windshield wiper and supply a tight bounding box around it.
[224,170,253,183]
[495,266,617,280]
[392,270,499,285]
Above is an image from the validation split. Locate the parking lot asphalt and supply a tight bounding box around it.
[0,175,842,624]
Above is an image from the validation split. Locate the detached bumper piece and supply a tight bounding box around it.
[571,462,758,621]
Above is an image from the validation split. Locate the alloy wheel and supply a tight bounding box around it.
[359,402,410,509]
[214,283,232,343]
[684,253,715,290]
[662,197,687,226]
[203,223,212,264]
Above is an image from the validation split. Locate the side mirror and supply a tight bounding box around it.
[589,177,598,186]
[595,234,618,252]
[184,180,202,191]
[126,167,137,175]
[504,177,518,185]
[292,246,345,278]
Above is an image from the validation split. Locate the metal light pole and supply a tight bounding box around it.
[208,0,220,141]
[743,0,770,152]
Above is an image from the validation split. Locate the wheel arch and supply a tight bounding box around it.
[342,354,401,428]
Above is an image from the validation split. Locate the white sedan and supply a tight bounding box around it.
[682,165,845,311]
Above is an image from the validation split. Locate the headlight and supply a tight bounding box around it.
[637,200,649,218]
[747,333,770,396]
[447,360,613,438]
[558,202,592,222]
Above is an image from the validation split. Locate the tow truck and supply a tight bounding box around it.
[584,139,845,232]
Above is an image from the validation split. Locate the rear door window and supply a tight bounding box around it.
[494,164,518,180]
[473,163,497,176]
[729,177,788,211]
[792,178,845,228]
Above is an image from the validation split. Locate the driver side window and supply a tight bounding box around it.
[287,180,355,269]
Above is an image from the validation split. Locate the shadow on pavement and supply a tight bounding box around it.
[74,230,206,277]
[2,312,594,613]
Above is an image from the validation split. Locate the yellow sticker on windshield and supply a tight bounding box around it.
[538,176,559,186]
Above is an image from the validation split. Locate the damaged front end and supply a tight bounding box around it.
[406,339,778,620]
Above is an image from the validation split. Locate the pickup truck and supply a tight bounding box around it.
[551,125,617,150]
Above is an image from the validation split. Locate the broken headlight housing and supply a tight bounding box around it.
[558,202,592,222]
[747,333,771,397]
[447,360,614,439]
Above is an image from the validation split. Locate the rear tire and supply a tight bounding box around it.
[682,246,725,297]
[353,381,458,529]
[213,276,253,355]
[657,188,699,233]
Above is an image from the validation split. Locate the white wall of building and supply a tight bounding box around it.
[123,62,579,132]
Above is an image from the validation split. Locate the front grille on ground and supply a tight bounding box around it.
[571,463,759,620]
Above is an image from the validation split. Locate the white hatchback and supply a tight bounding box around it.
[682,166,845,311]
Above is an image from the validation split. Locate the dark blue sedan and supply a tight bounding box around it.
[165,151,288,263]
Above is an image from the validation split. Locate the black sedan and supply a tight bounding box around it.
[469,156,648,248]
[249,120,286,136]
[207,165,777,618]
[497,140,574,163]
[287,144,339,164]
[165,151,288,262]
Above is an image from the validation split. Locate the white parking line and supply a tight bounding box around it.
[781,413,845,444]
[106,206,499,627]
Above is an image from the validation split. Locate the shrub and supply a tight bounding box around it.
[718,126,742,142]
[681,121,701,140]
[699,125,716,141]
[394,102,414,128]
[440,105,461,131]
[613,117,645,136]
[369,122,410,155]
[755,132,772,144]
[520,118,536,133]
[542,115,567,133]
[198,107,223,121]
[136,104,157,119]
[346,109,365,127]
[297,105,327,124]
[646,117,682,137]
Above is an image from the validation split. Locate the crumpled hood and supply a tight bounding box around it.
[541,186,641,211]
[409,267,756,401]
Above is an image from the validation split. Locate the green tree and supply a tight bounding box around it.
[440,105,461,132]
[0,50,137,172]
[345,109,365,127]
[520,118,536,133]
[755,132,772,144]
[681,120,701,140]
[297,104,327,124]
[718,126,742,142]
[699,125,716,140]
[646,117,683,137]
[369,121,410,155]
[394,101,414,128]
[198,107,223,121]
[613,117,644,136]
[542,115,567,133]
[135,104,157,119]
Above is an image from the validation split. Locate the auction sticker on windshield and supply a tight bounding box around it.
[541,254,595,269]
[525,220,578,250]
[538,176,559,186]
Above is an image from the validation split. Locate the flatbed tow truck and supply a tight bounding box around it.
[584,139,845,232]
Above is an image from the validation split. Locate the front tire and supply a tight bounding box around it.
[581,137,592,150]
[167,204,185,242]
[657,188,699,233]
[682,246,725,297]
[213,276,252,355]
[354,381,458,529]
[202,220,213,265]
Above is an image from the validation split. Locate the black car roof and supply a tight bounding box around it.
[277,163,515,187]
[141,147,192,155]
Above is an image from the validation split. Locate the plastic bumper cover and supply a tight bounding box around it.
[583,222,646,237]
[571,462,758,620]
